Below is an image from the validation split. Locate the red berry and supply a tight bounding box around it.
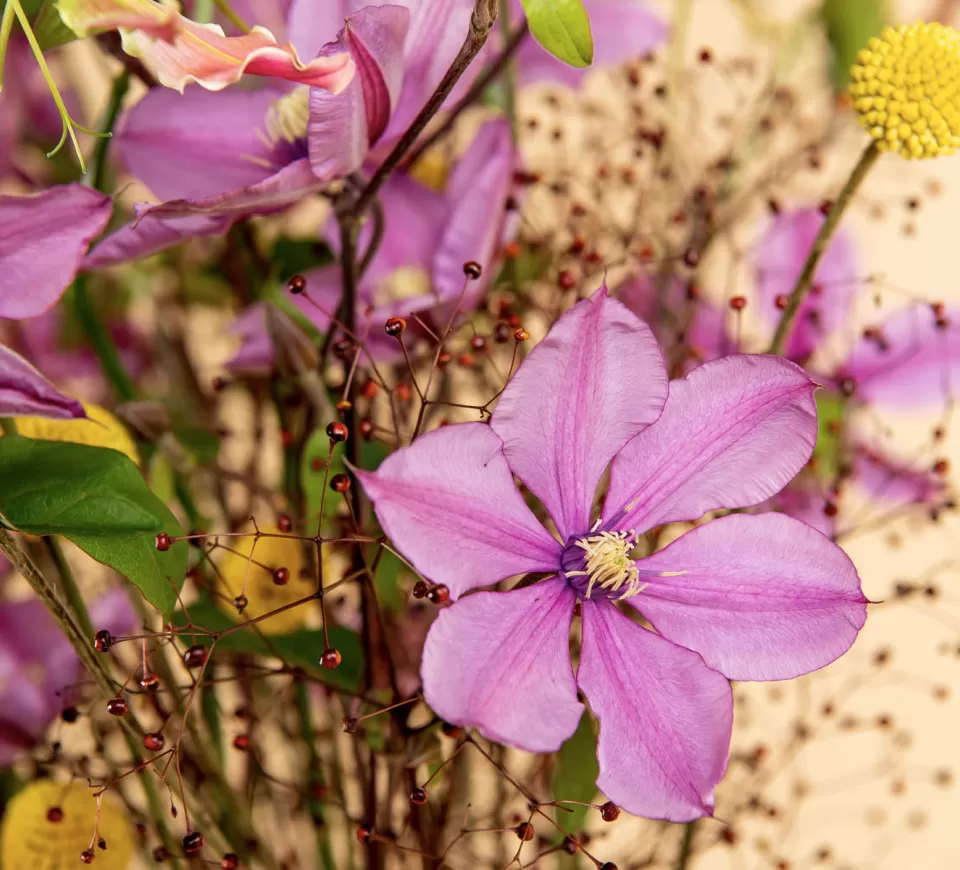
[600,801,620,822]
[106,697,128,717]
[272,567,290,586]
[144,732,165,752]
[516,822,535,841]
[514,328,529,342]
[359,418,374,440]
[356,824,373,844]
[410,787,428,805]
[321,648,342,669]
[558,270,576,290]
[233,594,248,613]
[278,514,293,533]
[463,261,482,279]
[233,734,250,751]
[336,399,352,412]
[183,645,207,669]
[80,850,95,864]
[94,630,113,652]
[182,832,204,855]
[729,296,747,311]
[427,585,450,604]
[774,294,789,310]
[287,275,307,294]
[330,473,351,493]
[139,672,160,692]
[326,422,348,443]
[46,806,63,823]
[385,317,406,337]
[155,533,171,552]
[221,855,240,870]
[412,581,428,599]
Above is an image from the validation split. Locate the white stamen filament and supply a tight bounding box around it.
[566,530,645,600]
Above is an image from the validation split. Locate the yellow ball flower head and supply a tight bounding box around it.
[216,525,313,634]
[13,403,139,464]
[850,22,960,159]
[1,780,134,870]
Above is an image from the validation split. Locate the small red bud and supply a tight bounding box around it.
[106,697,128,717]
[412,581,429,599]
[410,787,428,805]
[330,473,351,493]
[94,630,113,652]
[272,567,289,586]
[427,584,450,604]
[80,849,95,864]
[516,822,535,842]
[155,533,171,552]
[221,855,240,870]
[278,514,293,533]
[729,296,747,311]
[385,316,406,337]
[359,418,374,440]
[144,732,165,752]
[558,270,576,290]
[356,824,373,844]
[183,645,207,669]
[321,648,342,669]
[139,672,160,692]
[514,328,529,342]
[463,261,482,279]
[326,421,348,443]
[182,832,204,855]
[47,806,63,823]
[600,801,620,822]
[774,294,789,310]
[232,734,250,751]
[233,594,248,613]
[286,275,307,294]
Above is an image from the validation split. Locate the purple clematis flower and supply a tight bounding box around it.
[358,286,867,821]
[227,117,515,370]
[0,184,112,320]
[0,588,135,765]
[0,342,86,419]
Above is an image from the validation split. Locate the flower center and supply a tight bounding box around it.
[265,86,310,145]
[561,529,644,600]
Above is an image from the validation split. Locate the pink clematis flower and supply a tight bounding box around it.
[0,184,112,320]
[358,286,867,821]
[226,117,515,371]
[0,589,135,765]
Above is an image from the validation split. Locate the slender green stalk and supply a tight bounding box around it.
[674,820,697,870]
[767,140,880,355]
[86,69,129,190]
[213,0,249,32]
[43,537,94,639]
[73,276,137,402]
[498,0,518,143]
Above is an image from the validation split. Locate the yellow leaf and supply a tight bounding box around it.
[12,402,139,465]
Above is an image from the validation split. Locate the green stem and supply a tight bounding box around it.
[295,682,336,870]
[674,820,697,870]
[73,276,137,402]
[86,69,129,190]
[43,537,94,639]
[498,0,517,143]
[767,140,880,355]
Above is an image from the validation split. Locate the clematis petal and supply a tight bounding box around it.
[380,0,476,143]
[840,303,960,410]
[308,5,410,178]
[604,355,817,533]
[492,287,667,540]
[851,443,945,507]
[131,158,321,222]
[116,87,290,202]
[0,645,52,763]
[421,578,582,752]
[0,345,86,420]
[433,118,515,310]
[357,422,561,599]
[578,600,732,821]
[755,208,859,361]
[513,0,668,87]
[285,0,348,60]
[0,184,112,319]
[83,214,232,270]
[633,513,867,681]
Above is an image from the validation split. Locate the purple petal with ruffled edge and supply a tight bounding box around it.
[357,422,561,599]
[0,184,112,319]
[308,5,410,178]
[0,344,85,419]
[379,0,475,144]
[433,118,514,309]
[512,0,668,87]
[633,513,867,681]
[117,86,293,202]
[492,287,667,540]
[578,600,732,821]
[421,578,582,751]
[839,303,960,410]
[132,158,320,222]
[755,208,859,361]
[84,214,232,269]
[604,355,817,533]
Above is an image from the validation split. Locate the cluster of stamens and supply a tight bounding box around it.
[265,87,310,145]
[565,529,644,600]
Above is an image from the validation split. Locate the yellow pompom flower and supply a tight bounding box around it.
[216,525,314,634]
[12,403,139,464]
[1,780,134,870]
[850,22,960,159]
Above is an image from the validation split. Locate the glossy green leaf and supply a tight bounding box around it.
[0,439,187,615]
[33,0,78,50]
[270,237,334,281]
[301,429,347,519]
[171,598,363,690]
[520,0,593,68]
[553,715,598,835]
[820,0,887,91]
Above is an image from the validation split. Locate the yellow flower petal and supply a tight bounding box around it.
[12,403,139,465]
[215,525,315,635]
[1,780,134,870]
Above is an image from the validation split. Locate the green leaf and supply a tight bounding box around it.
[813,390,846,483]
[0,439,160,535]
[553,716,598,835]
[820,0,887,91]
[301,429,347,519]
[171,598,363,690]
[174,426,221,466]
[520,0,593,68]
[373,548,406,612]
[269,237,334,281]
[0,439,187,615]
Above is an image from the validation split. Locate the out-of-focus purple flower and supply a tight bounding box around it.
[0,588,135,765]
[0,184,112,319]
[358,286,867,821]
[509,0,667,87]
[227,118,515,371]
[0,343,86,419]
